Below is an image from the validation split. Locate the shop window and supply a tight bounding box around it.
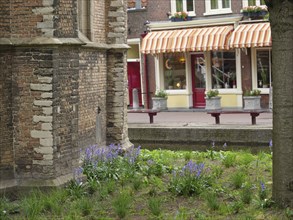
[243,0,266,7]
[171,0,195,17]
[211,51,236,89]
[163,53,186,90]
[256,49,272,88]
[204,0,232,15]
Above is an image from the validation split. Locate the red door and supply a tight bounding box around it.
[191,54,206,108]
[127,62,142,107]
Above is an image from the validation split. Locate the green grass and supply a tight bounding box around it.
[0,148,291,219]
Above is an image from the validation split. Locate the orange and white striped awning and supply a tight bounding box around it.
[141,25,234,54]
[230,23,271,48]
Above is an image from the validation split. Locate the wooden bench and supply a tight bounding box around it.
[207,110,266,125]
[127,109,160,124]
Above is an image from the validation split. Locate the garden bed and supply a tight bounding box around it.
[0,144,292,219]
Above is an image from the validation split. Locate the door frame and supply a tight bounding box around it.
[191,53,206,108]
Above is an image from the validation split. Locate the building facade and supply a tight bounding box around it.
[127,0,272,109]
[0,0,131,191]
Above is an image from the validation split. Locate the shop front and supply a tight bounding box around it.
[141,20,272,109]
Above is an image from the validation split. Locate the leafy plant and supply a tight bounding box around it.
[204,191,220,210]
[169,161,211,196]
[240,183,253,204]
[154,89,168,98]
[113,190,132,219]
[221,152,237,168]
[231,170,246,189]
[244,89,261,96]
[206,89,219,99]
[148,197,162,216]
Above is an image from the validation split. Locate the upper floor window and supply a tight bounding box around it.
[171,0,196,17]
[204,0,232,16]
[128,0,147,10]
[78,0,92,40]
[243,0,266,7]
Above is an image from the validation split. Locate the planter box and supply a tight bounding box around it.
[152,97,167,110]
[205,97,221,110]
[243,96,261,110]
[171,16,192,22]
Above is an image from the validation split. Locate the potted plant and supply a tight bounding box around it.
[243,89,261,110]
[170,11,191,22]
[241,6,268,19]
[152,89,168,110]
[205,89,221,110]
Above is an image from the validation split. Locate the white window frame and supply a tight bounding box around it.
[242,0,266,7]
[204,0,232,16]
[251,47,272,94]
[171,0,196,17]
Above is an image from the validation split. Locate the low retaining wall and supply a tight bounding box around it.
[128,126,272,152]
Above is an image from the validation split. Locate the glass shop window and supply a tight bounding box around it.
[257,49,272,88]
[163,53,186,90]
[211,51,236,89]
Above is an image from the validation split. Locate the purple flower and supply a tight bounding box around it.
[260,181,266,191]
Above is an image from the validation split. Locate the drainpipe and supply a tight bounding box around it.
[141,33,150,109]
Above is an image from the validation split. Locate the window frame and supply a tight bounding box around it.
[204,0,232,16]
[251,47,272,94]
[171,0,196,17]
[242,0,266,7]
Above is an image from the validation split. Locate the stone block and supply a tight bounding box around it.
[31,84,52,91]
[41,93,53,99]
[34,100,53,107]
[38,77,53,83]
[34,147,53,154]
[41,123,52,130]
[40,138,53,147]
[33,115,53,123]
[42,107,53,115]
[31,130,53,138]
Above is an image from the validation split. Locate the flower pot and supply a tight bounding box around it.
[243,96,261,110]
[205,97,221,110]
[152,97,168,110]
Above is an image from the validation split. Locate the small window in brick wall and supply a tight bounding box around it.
[128,0,147,10]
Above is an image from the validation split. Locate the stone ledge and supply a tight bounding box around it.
[0,37,84,46]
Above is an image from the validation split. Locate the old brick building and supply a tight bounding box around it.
[127,0,272,110]
[0,0,131,191]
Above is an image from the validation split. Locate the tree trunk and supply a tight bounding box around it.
[267,0,293,208]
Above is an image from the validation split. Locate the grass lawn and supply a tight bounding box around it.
[1,144,292,220]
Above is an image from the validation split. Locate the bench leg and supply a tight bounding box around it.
[211,113,220,124]
[148,113,157,124]
[250,113,260,125]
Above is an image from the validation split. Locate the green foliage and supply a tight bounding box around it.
[240,183,253,204]
[148,197,162,216]
[154,89,168,98]
[231,170,247,189]
[204,191,220,211]
[112,190,132,219]
[206,89,219,99]
[169,161,212,196]
[221,152,237,168]
[244,89,261,96]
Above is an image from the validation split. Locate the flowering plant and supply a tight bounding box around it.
[244,89,261,96]
[169,160,211,196]
[241,5,268,13]
[172,11,188,20]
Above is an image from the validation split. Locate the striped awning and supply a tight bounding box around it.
[230,23,271,48]
[141,25,234,54]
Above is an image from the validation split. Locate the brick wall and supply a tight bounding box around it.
[78,49,107,148]
[0,49,14,179]
[0,0,131,191]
